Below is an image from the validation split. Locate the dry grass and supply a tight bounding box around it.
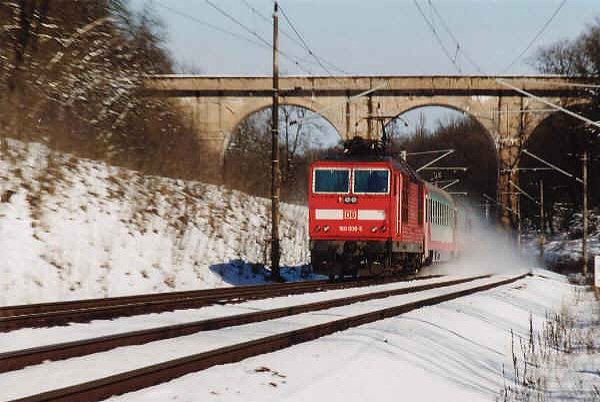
[499,288,599,402]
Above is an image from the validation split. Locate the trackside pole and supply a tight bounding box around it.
[582,151,588,279]
[539,179,544,264]
[271,1,281,281]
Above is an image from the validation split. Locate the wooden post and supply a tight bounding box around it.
[270,1,281,281]
[582,151,588,278]
[539,179,544,263]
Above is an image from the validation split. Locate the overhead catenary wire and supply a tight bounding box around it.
[414,1,598,136]
[496,79,600,131]
[204,0,316,75]
[413,0,463,74]
[426,0,484,74]
[501,0,568,74]
[156,2,271,51]
[278,3,348,77]
[239,0,347,75]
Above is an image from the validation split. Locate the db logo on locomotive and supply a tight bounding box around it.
[343,210,358,220]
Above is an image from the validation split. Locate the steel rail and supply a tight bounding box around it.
[0,275,486,373]
[0,280,331,317]
[8,273,529,402]
[0,275,442,332]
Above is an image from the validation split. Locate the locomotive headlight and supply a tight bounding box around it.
[314,225,321,232]
[323,225,330,232]
[351,196,357,203]
[343,196,351,203]
[380,225,387,232]
[371,226,378,233]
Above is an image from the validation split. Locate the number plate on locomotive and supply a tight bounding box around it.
[339,225,363,232]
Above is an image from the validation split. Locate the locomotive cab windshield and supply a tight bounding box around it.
[353,169,389,194]
[313,168,350,194]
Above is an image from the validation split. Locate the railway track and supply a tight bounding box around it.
[0,275,485,373]
[3,272,529,402]
[0,274,441,332]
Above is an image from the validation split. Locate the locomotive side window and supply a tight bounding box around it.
[313,168,350,194]
[353,169,389,194]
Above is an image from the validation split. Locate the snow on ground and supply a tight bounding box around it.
[523,211,600,273]
[0,138,309,306]
[92,271,595,402]
[0,274,526,401]
[0,275,472,354]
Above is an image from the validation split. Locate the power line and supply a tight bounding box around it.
[413,0,463,74]
[241,0,348,75]
[239,1,313,55]
[204,0,314,74]
[426,0,484,74]
[409,2,599,152]
[502,0,568,74]
[156,2,270,51]
[278,3,349,79]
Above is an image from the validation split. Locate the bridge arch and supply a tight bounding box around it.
[383,103,500,203]
[516,102,599,230]
[225,100,344,152]
[382,102,500,151]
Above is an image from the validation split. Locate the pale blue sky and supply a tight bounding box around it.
[132,0,600,76]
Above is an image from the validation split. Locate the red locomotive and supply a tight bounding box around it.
[308,138,462,279]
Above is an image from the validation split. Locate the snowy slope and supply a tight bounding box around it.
[0,139,309,305]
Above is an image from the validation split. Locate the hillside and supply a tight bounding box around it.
[0,139,309,306]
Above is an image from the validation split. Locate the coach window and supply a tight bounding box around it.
[427,198,431,223]
[442,204,446,225]
[442,204,448,225]
[353,169,389,194]
[313,168,350,194]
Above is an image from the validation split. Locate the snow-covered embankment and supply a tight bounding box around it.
[0,139,308,305]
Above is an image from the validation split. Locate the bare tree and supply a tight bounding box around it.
[0,0,209,180]
[224,105,328,202]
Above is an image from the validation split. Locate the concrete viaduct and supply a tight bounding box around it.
[145,75,588,225]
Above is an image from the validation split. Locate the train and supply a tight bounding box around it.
[308,137,467,279]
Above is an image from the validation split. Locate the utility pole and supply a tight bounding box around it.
[539,179,544,262]
[582,151,588,278]
[270,1,281,281]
